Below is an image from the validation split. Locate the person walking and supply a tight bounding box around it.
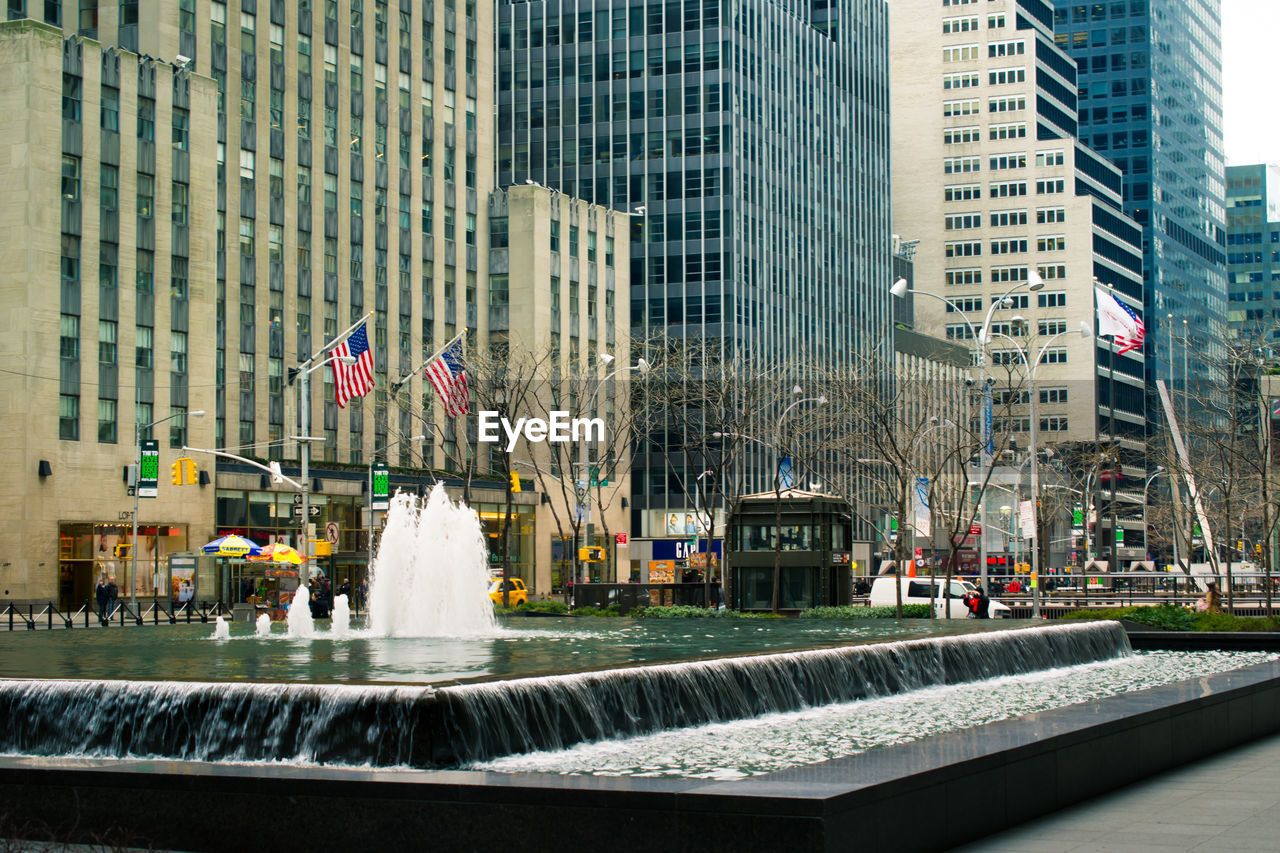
[1204,580,1222,614]
[106,576,119,620]
[975,586,991,619]
[95,576,110,625]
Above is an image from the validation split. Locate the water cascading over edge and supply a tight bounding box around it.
[366,484,497,638]
[0,622,1130,768]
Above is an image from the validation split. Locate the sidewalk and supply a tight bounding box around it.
[954,732,1280,852]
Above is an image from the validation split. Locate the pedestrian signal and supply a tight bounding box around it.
[578,546,605,563]
[113,543,131,559]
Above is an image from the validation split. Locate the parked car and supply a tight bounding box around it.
[489,578,528,607]
[869,576,1012,619]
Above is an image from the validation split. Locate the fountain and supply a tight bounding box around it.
[1,486,1279,850]
[366,486,497,637]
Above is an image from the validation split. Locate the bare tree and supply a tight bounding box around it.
[637,332,799,609]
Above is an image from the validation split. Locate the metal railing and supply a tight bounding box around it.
[2,600,230,631]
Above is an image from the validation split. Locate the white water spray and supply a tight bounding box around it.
[367,485,498,637]
[286,585,316,638]
[255,614,272,638]
[213,617,231,641]
[331,594,351,638]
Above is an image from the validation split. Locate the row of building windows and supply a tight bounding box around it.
[499,40,722,90]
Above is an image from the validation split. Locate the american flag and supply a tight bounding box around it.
[331,323,375,408]
[425,337,470,417]
[1094,286,1146,355]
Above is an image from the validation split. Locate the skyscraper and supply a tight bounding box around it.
[495,0,894,537]
[890,0,1148,568]
[1225,164,1280,343]
[1049,0,1227,406]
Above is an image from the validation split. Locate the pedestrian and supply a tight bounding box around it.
[975,586,991,619]
[964,589,980,619]
[359,577,368,609]
[1204,580,1222,613]
[338,578,351,601]
[95,575,109,625]
[106,576,119,619]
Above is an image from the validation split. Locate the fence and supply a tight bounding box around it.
[2,599,229,631]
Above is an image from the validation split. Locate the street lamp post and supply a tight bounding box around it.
[367,434,427,574]
[891,276,1045,596]
[131,408,204,608]
[985,320,1092,617]
[290,356,355,585]
[573,353,649,597]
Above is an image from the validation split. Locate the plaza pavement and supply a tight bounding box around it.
[954,731,1280,852]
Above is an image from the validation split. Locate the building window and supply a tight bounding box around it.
[98,320,117,364]
[136,250,153,292]
[62,73,81,121]
[61,155,80,201]
[100,164,118,210]
[172,182,189,225]
[59,313,79,359]
[136,325,154,368]
[137,173,154,218]
[59,394,79,440]
[1037,291,1067,308]
[171,331,188,373]
[100,85,119,131]
[97,398,117,443]
[172,108,189,151]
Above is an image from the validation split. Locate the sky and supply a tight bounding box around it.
[1222,0,1280,167]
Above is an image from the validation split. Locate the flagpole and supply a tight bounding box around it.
[290,310,372,586]
[1096,277,1125,572]
[390,328,467,392]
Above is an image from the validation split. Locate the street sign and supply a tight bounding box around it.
[615,532,628,545]
[138,440,159,498]
[325,522,340,544]
[292,505,321,517]
[293,494,304,505]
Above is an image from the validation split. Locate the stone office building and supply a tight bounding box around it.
[0,19,219,606]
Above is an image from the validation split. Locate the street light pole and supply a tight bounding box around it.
[896,276,1045,596]
[573,353,649,597]
[131,409,204,608]
[987,320,1092,618]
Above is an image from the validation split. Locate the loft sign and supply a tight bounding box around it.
[477,411,605,452]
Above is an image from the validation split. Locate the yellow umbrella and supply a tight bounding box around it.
[248,543,306,564]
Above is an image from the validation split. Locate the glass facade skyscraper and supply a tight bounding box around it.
[1049,0,1227,405]
[1225,164,1280,342]
[496,0,893,535]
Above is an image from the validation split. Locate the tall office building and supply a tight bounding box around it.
[890,0,1148,567]
[0,18,219,605]
[495,0,895,537]
[1048,0,1227,406]
[0,1,631,602]
[1225,164,1280,343]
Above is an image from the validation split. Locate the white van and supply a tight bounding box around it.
[869,576,1012,619]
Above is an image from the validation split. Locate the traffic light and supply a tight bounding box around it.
[578,546,605,563]
[170,456,198,485]
[113,543,131,559]
[509,470,521,493]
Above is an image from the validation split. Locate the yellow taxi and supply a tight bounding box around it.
[488,577,528,607]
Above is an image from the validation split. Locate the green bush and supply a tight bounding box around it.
[800,604,932,619]
[631,606,782,619]
[516,599,569,615]
[572,604,623,617]
[1062,604,1280,632]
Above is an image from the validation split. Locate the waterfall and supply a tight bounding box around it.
[0,622,1128,768]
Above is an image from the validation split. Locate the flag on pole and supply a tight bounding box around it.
[1095,286,1145,354]
[331,322,375,408]
[425,336,470,416]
